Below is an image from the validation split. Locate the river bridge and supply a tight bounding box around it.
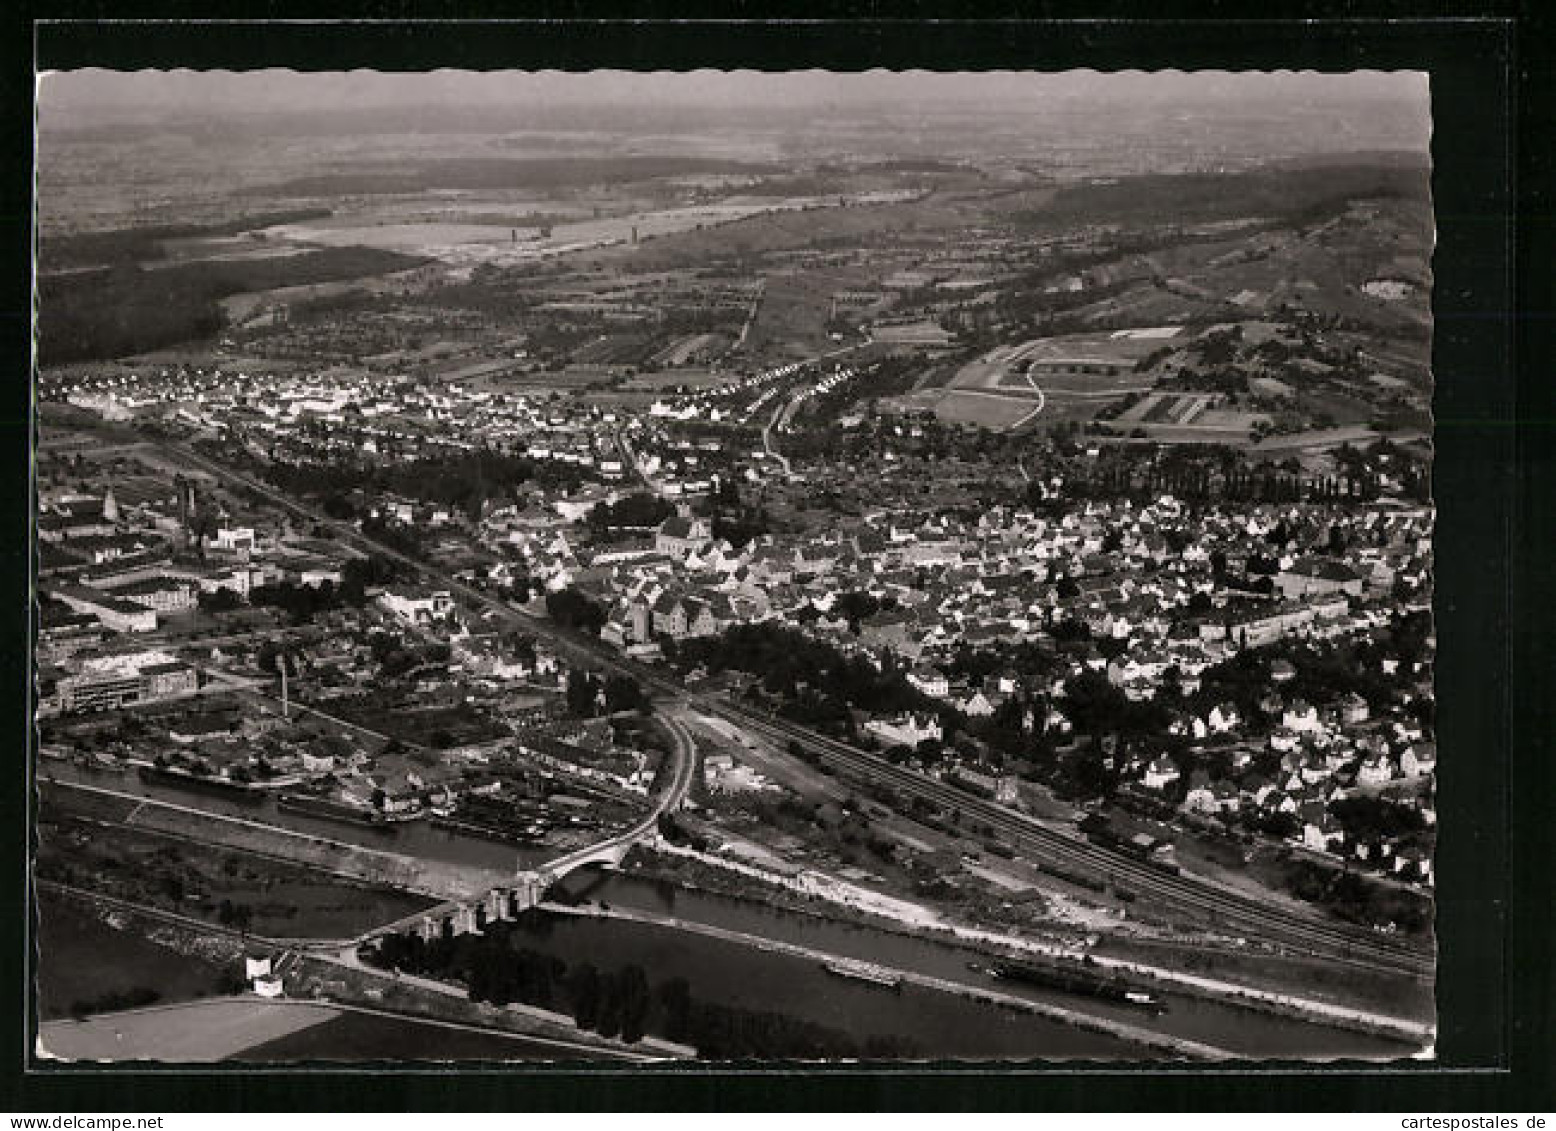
[369,712,698,944]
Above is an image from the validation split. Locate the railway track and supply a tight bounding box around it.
[708,706,1434,978]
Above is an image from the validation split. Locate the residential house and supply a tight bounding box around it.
[866,712,942,749]
[1401,743,1437,779]
[1276,558,1365,600]
[1141,755,1181,792]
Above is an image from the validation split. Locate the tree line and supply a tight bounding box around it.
[369,922,918,1058]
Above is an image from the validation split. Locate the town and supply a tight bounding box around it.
[33,68,1437,1064]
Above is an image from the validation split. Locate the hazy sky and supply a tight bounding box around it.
[40,68,1429,126]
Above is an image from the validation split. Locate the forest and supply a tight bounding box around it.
[1016,158,1429,233]
[39,209,333,272]
[667,622,941,738]
[260,450,590,519]
[38,245,426,366]
[243,156,781,198]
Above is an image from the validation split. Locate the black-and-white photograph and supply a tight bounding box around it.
[32,67,1437,1064]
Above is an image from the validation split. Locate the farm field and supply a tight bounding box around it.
[40,999,339,1063]
[494,369,618,392]
[264,195,849,270]
[600,188,977,273]
[237,1006,615,1062]
[648,332,731,368]
[741,269,871,359]
[899,389,1047,431]
[1251,425,1381,453]
[622,369,729,391]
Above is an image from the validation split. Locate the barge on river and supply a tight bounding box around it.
[977,959,1166,1013]
[822,957,904,989]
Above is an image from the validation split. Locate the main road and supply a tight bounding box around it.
[155,436,1432,978]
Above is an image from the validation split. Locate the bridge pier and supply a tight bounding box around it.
[486,888,511,923]
[415,915,440,943]
[508,871,546,912]
[451,904,481,936]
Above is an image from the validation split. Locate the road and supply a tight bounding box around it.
[540,709,699,876]
[151,436,1432,978]
[614,425,666,498]
[760,396,793,476]
[755,344,869,474]
[364,711,698,944]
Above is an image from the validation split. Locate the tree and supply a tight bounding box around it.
[914,737,944,764]
[604,674,649,715]
[321,494,357,520]
[566,670,602,717]
[198,587,243,614]
[614,965,652,1043]
[656,976,693,1043]
[569,963,602,1030]
[546,587,606,634]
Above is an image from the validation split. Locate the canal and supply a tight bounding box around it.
[39,759,551,872]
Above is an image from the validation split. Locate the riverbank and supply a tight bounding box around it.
[35,887,236,1021]
[294,949,691,1061]
[36,884,670,1063]
[617,843,1431,1049]
[540,900,1230,1059]
[38,795,438,942]
[364,909,1146,1060]
[47,779,513,902]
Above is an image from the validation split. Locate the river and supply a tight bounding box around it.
[40,760,1424,1060]
[504,909,1140,1061]
[548,870,1424,1062]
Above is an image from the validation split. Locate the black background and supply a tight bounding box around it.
[4,4,1550,1113]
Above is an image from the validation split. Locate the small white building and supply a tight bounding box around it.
[252,975,284,999]
[378,587,455,626]
[1141,756,1181,791]
[866,713,943,749]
